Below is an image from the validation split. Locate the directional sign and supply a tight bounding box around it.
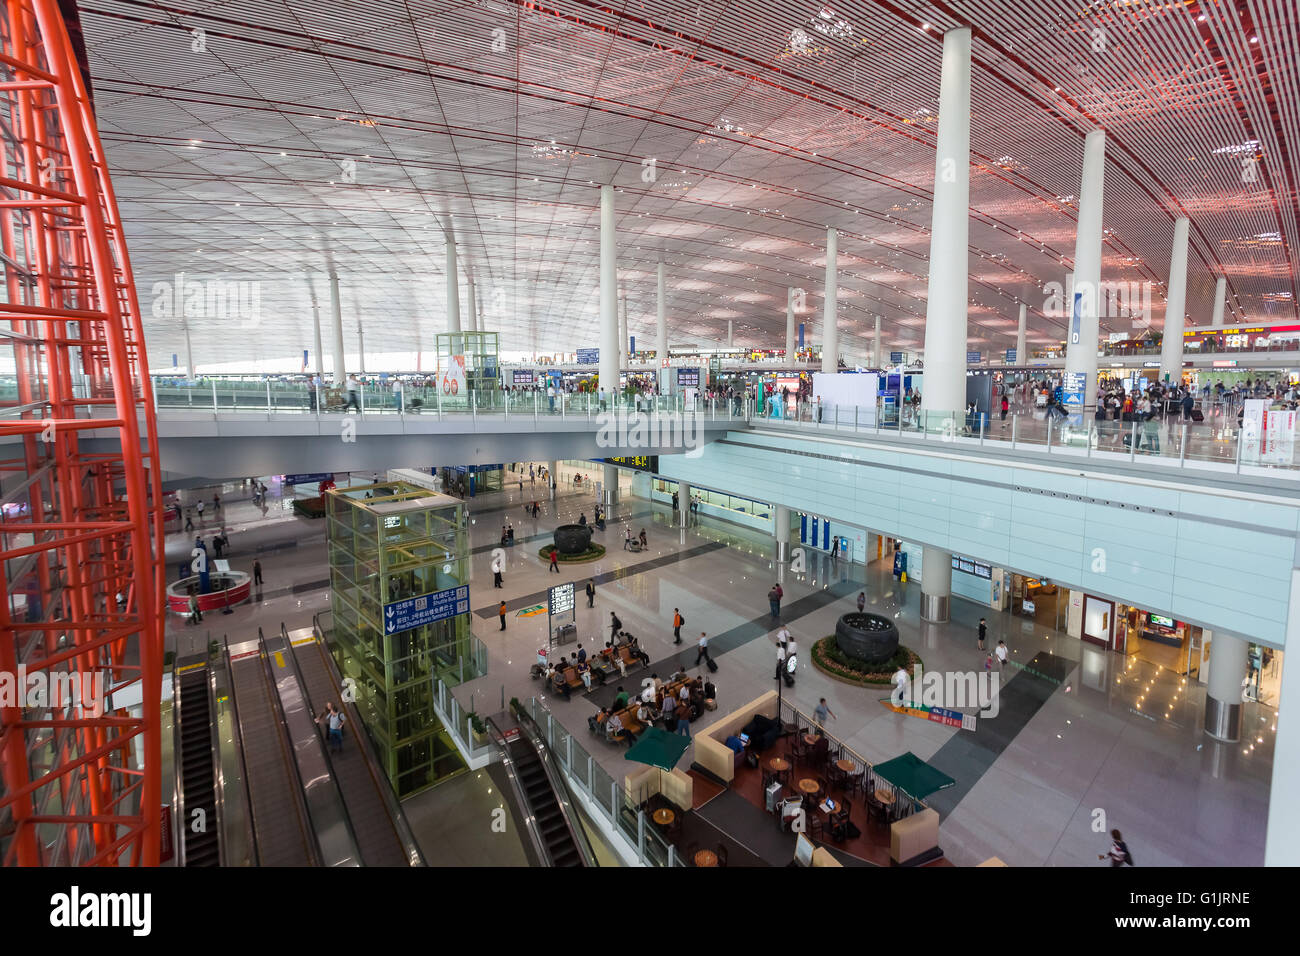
[576,348,599,364]
[1005,348,1016,363]
[548,582,575,617]
[383,585,468,635]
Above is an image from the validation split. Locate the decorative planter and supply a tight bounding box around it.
[835,613,900,665]
[553,524,593,556]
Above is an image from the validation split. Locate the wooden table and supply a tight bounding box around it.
[798,777,820,795]
[835,759,855,773]
[875,789,895,805]
[653,808,675,826]
[694,849,718,867]
[803,734,819,747]
[768,758,790,772]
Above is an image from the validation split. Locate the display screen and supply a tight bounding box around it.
[513,370,534,384]
[677,367,700,387]
[1148,613,1175,629]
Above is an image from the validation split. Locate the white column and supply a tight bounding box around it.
[873,315,882,367]
[1204,631,1248,742]
[1209,275,1227,328]
[1015,302,1027,364]
[678,481,691,529]
[1064,129,1107,410]
[183,319,195,377]
[785,289,797,362]
[328,272,346,386]
[548,460,558,501]
[603,463,620,508]
[466,272,477,333]
[656,262,667,373]
[727,319,734,348]
[1159,217,1190,384]
[619,290,628,368]
[445,236,461,334]
[920,545,952,623]
[307,278,324,377]
[822,227,839,373]
[599,185,618,399]
[919,26,972,421]
[774,504,792,563]
[357,319,365,374]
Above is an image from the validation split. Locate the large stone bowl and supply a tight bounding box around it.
[835,613,899,665]
[553,524,593,556]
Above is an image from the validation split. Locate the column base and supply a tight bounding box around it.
[920,592,949,624]
[1203,695,1241,742]
[775,541,788,564]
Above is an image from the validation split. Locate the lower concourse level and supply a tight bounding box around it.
[164,458,1277,867]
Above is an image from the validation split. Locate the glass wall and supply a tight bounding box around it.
[326,481,473,797]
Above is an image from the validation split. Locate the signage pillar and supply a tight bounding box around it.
[599,185,618,398]
[774,504,791,563]
[1158,216,1190,384]
[603,462,620,509]
[678,481,691,529]
[920,545,952,623]
[822,226,838,373]
[1064,129,1107,412]
[873,315,882,368]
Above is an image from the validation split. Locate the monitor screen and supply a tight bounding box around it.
[1149,613,1175,629]
[739,733,750,745]
[794,833,815,867]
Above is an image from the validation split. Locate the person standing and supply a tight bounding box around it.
[995,639,1008,671]
[549,548,559,573]
[195,499,204,524]
[812,697,836,736]
[978,617,987,652]
[187,590,202,625]
[672,607,683,644]
[212,492,221,513]
[493,564,503,588]
[695,632,710,666]
[320,703,346,753]
[346,374,360,412]
[253,559,263,587]
[768,585,780,619]
[213,534,225,559]
[585,579,596,608]
[499,600,507,631]
[774,582,783,615]
[856,591,866,613]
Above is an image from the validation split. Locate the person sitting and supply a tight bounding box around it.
[578,660,592,691]
[612,686,630,710]
[578,513,587,526]
[640,681,657,704]
[723,733,745,755]
[628,636,650,667]
[589,706,609,734]
[606,711,634,748]
[636,699,656,727]
[551,666,571,701]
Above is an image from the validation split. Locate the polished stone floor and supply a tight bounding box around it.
[168,463,1278,867]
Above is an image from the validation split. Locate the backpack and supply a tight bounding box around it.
[612,615,622,631]
[678,614,685,626]
[1118,841,1134,865]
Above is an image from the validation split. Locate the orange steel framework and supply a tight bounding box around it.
[0,0,163,865]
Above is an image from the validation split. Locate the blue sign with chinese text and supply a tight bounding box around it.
[1005,349,1016,363]
[383,585,469,635]
[967,351,981,363]
[576,348,599,364]
[890,351,904,364]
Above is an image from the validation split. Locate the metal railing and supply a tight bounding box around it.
[752,401,1300,476]
[523,695,684,866]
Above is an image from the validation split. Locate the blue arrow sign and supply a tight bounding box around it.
[383,585,469,635]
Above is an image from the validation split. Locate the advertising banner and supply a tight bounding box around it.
[440,354,467,396]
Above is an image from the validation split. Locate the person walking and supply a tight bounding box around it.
[812,697,836,736]
[187,590,202,625]
[212,492,221,513]
[1100,829,1134,866]
[213,534,225,559]
[856,591,866,613]
[978,617,987,652]
[493,564,503,588]
[672,608,683,644]
[695,632,710,667]
[184,507,193,532]
[346,374,360,412]
[768,585,780,619]
[995,639,1008,671]
[499,600,507,631]
[253,559,263,587]
[549,548,559,573]
[195,499,204,524]
[609,612,623,642]
[585,579,596,608]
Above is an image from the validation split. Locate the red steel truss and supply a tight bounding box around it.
[0,0,163,865]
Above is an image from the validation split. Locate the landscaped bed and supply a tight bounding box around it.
[537,544,606,563]
[811,635,921,686]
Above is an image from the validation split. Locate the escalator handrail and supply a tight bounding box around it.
[205,662,228,867]
[169,659,187,868]
[274,624,366,866]
[301,622,426,866]
[220,635,260,866]
[511,706,599,867]
[253,627,324,866]
[484,718,556,866]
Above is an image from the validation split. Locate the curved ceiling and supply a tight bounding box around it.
[80,0,1300,366]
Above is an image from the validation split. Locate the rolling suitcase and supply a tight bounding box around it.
[1191,408,1204,422]
[706,656,718,673]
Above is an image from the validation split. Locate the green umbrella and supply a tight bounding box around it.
[625,727,691,772]
[871,751,955,800]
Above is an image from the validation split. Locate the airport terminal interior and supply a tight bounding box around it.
[2,0,1299,872]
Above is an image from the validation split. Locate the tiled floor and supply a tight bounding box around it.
[195,462,1279,867]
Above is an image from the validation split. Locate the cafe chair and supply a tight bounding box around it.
[827,760,846,790]
[685,841,699,863]
[715,844,729,868]
[829,799,851,842]
[866,791,888,827]
[790,735,811,764]
[806,811,824,841]
[843,768,864,795]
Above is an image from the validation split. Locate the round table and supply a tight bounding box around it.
[653,808,675,826]
[694,849,718,867]
[875,789,895,805]
[768,758,790,772]
[835,759,855,773]
[798,777,820,795]
[803,734,819,747]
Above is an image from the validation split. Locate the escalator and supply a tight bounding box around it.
[487,710,595,867]
[172,662,221,866]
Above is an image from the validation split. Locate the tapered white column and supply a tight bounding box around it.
[678,481,691,529]
[921,545,952,623]
[727,319,734,349]
[183,319,195,377]
[822,227,839,373]
[1159,217,1191,384]
[919,27,972,421]
[357,319,365,374]
[466,272,477,333]
[307,277,324,377]
[620,290,628,367]
[328,272,346,386]
[774,504,792,563]
[1015,302,1027,364]
[656,262,667,366]
[445,236,461,334]
[599,185,618,395]
[1209,275,1227,328]
[603,463,620,508]
[1064,129,1107,410]
[786,289,797,362]
[548,460,558,501]
[873,315,882,367]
